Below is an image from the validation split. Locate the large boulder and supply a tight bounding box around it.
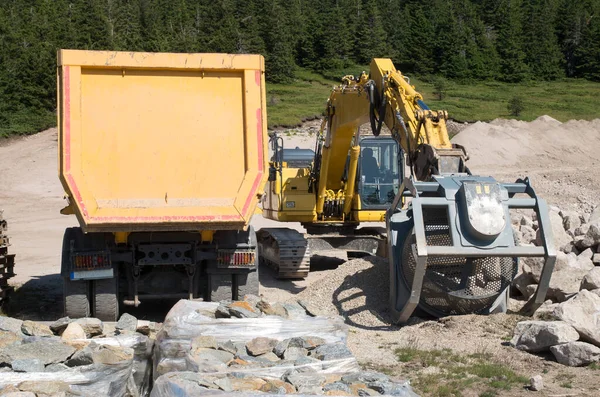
[546,268,590,302]
[553,290,600,346]
[581,267,600,291]
[0,340,76,365]
[510,321,579,352]
[20,321,53,337]
[550,341,600,367]
[535,209,572,251]
[580,222,600,249]
[246,337,278,356]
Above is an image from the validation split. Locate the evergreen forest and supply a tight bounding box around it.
[1,0,599,134]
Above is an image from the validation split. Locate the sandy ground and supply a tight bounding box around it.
[1,116,600,395]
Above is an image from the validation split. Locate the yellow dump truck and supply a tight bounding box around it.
[57,50,268,320]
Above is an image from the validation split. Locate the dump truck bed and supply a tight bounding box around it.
[57,50,267,232]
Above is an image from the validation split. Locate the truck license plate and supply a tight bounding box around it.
[70,268,114,281]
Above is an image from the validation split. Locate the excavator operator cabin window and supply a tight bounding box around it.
[358,138,400,208]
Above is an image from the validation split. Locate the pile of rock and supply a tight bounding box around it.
[511,205,600,303]
[152,370,417,397]
[0,313,157,396]
[511,290,600,367]
[153,297,416,396]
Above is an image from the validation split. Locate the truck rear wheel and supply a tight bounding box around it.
[92,276,119,321]
[64,279,91,318]
[62,228,91,318]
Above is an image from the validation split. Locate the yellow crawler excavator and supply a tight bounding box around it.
[259,59,556,323]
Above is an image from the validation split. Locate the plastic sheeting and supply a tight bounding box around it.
[150,372,420,397]
[0,347,134,397]
[154,300,355,381]
[0,333,154,397]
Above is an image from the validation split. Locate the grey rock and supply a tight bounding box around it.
[65,346,93,367]
[530,375,543,391]
[550,341,600,366]
[301,336,326,350]
[190,348,234,364]
[218,340,243,355]
[0,317,23,335]
[581,222,600,248]
[11,358,44,372]
[521,215,534,228]
[323,382,351,393]
[0,330,22,349]
[311,343,353,360]
[257,352,280,362]
[520,224,537,244]
[562,212,582,231]
[116,313,137,331]
[297,300,320,317]
[136,320,158,336]
[593,253,600,265]
[215,304,231,318]
[535,209,572,251]
[15,380,70,395]
[242,294,261,308]
[579,248,595,260]
[91,344,133,365]
[74,318,103,337]
[192,335,218,350]
[228,304,260,319]
[533,300,559,321]
[21,336,61,347]
[546,268,590,302]
[512,272,536,298]
[45,363,70,372]
[553,290,600,346]
[285,372,326,390]
[283,302,306,319]
[574,224,590,237]
[49,317,72,335]
[246,337,278,356]
[155,358,188,377]
[0,340,76,365]
[294,356,323,370]
[214,377,233,392]
[341,371,390,383]
[510,321,579,352]
[284,347,308,360]
[581,267,600,291]
[274,339,291,357]
[1,392,36,397]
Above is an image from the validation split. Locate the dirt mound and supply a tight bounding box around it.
[451,116,600,169]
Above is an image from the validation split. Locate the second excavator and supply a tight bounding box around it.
[259,58,556,323]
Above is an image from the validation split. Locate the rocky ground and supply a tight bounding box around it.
[0,116,600,396]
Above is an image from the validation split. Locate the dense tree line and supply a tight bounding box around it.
[0,0,599,132]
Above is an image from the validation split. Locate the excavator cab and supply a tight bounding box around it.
[358,137,401,208]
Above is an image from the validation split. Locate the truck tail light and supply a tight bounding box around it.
[217,249,256,268]
[72,252,111,270]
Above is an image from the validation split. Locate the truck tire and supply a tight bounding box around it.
[92,276,119,321]
[62,228,91,318]
[64,278,91,318]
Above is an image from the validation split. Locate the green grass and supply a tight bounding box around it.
[0,108,56,138]
[266,68,600,128]
[266,68,336,128]
[395,347,528,397]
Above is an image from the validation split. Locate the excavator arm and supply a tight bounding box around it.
[314,58,556,323]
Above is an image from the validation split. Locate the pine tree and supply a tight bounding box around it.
[575,12,600,81]
[259,0,295,82]
[496,0,530,82]
[522,0,563,80]
[353,0,388,64]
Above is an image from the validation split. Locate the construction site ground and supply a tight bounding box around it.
[1,116,600,396]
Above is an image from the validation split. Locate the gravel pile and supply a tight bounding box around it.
[295,257,391,329]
